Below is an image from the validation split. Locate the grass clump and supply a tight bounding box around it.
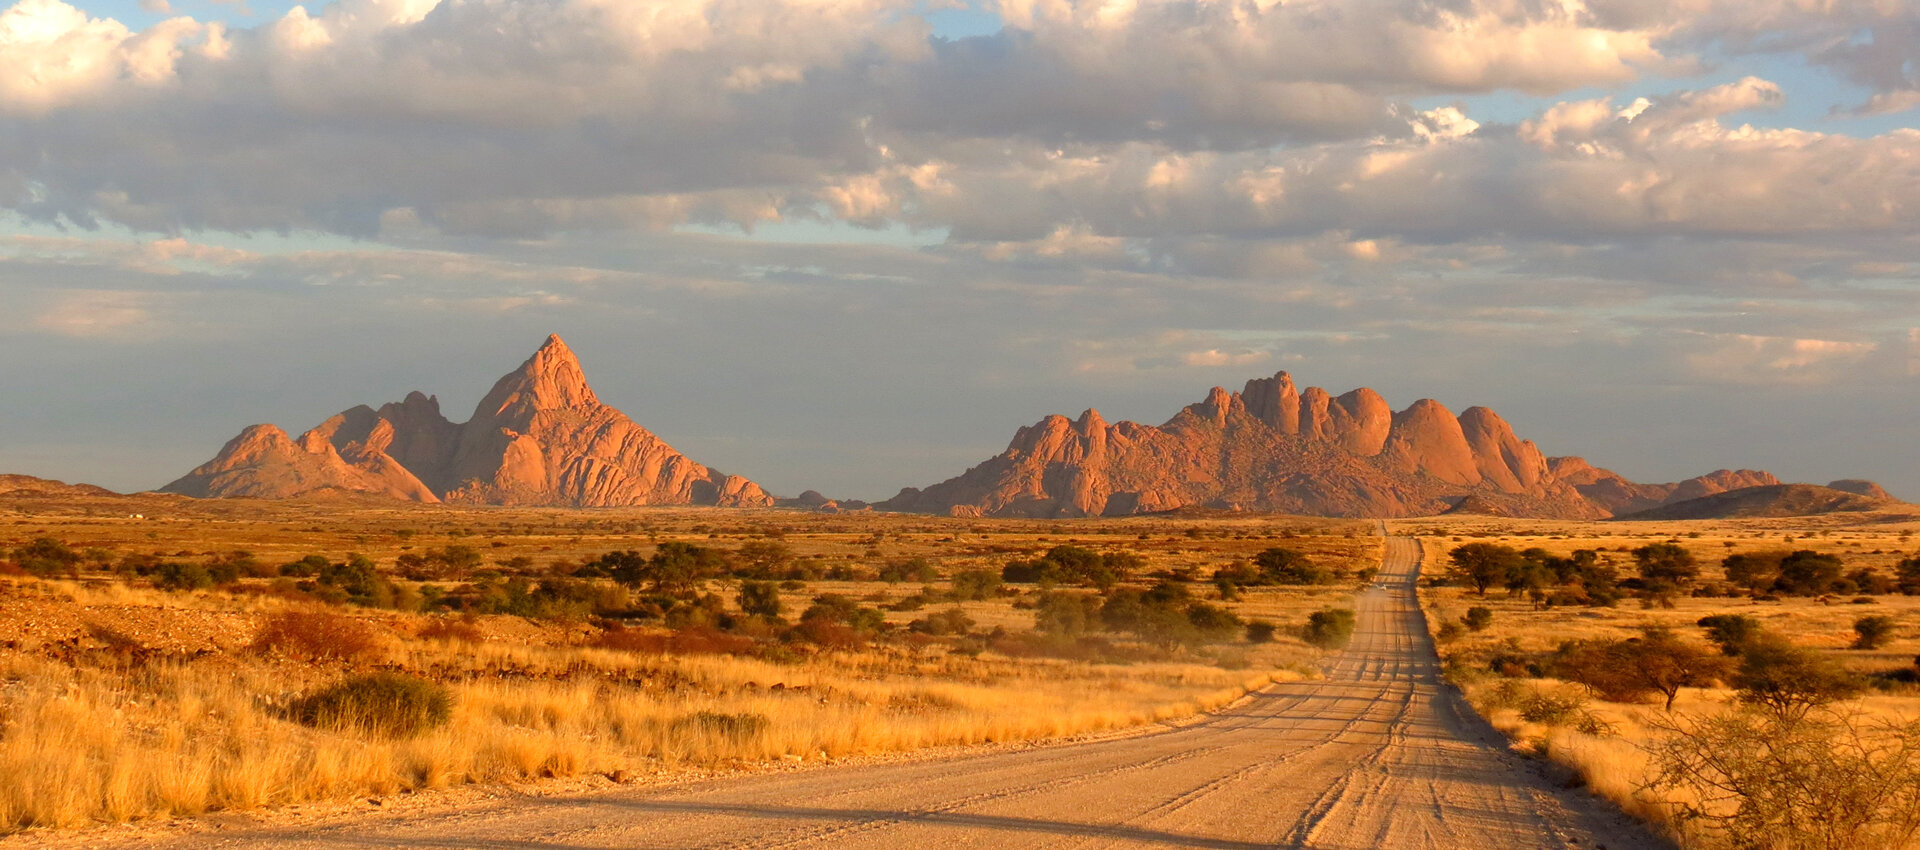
[289,673,453,738]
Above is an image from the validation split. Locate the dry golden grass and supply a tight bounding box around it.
[1407,514,1920,849]
[0,614,1285,831]
[0,502,1369,834]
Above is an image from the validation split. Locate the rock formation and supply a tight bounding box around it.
[163,336,772,508]
[879,371,1847,519]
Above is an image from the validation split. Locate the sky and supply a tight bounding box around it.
[1,0,1918,503]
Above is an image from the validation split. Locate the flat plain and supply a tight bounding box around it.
[3,490,1918,848]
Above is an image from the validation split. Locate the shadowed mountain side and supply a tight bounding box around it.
[879,372,1841,519]
[162,336,772,509]
[1615,484,1904,521]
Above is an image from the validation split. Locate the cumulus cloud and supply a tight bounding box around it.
[0,0,1712,238]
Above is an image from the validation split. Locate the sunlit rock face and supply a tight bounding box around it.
[163,335,771,508]
[880,371,1782,520]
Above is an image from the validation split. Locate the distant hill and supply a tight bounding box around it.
[1616,484,1897,521]
[0,475,117,498]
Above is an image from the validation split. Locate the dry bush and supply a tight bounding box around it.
[1518,688,1589,726]
[290,673,454,738]
[249,610,387,662]
[417,617,485,644]
[1646,707,1920,850]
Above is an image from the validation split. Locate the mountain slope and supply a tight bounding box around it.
[1616,484,1896,520]
[162,336,771,508]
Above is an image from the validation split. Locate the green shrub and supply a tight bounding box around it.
[13,537,81,576]
[1244,620,1278,643]
[289,673,452,738]
[151,561,214,592]
[1303,608,1357,649]
[1462,606,1493,631]
[1855,615,1899,650]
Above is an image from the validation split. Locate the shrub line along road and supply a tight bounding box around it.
[98,531,1670,849]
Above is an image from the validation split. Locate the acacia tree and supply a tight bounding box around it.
[1552,628,1729,711]
[1723,551,1787,595]
[1734,636,1864,723]
[1634,542,1700,590]
[1777,550,1846,595]
[1448,543,1523,596]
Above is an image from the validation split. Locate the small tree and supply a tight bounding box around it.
[1777,550,1846,596]
[1629,628,1733,711]
[1854,615,1898,650]
[1722,551,1787,595]
[1634,542,1700,589]
[1448,543,1523,596]
[1254,547,1332,585]
[1734,636,1864,723]
[1697,613,1764,655]
[1898,555,1920,595]
[1553,628,1729,711]
[736,580,783,619]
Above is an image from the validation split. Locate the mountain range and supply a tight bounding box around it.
[141,338,1893,519]
[877,372,1854,519]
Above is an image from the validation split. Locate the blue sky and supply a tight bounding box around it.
[2,0,1918,503]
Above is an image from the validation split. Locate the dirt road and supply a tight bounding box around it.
[93,534,1667,849]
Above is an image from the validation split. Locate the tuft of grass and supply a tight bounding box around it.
[290,673,454,738]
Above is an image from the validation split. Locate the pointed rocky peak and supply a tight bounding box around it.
[1075,408,1108,432]
[471,334,601,422]
[309,405,381,452]
[220,423,297,461]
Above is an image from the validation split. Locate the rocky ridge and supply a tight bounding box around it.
[879,371,1845,519]
[1617,484,1896,521]
[163,336,771,508]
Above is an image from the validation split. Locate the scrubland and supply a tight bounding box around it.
[0,495,1378,834]
[1406,512,1920,850]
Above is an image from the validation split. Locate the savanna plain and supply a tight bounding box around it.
[3,490,1919,849]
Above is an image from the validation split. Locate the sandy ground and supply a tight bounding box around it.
[16,534,1669,849]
